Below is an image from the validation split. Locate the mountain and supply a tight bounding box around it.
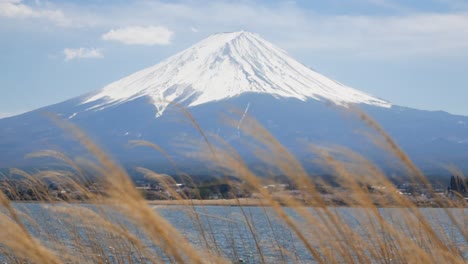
[1,31,467,175]
[83,31,390,116]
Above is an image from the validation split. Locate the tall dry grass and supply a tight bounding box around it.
[0,108,466,263]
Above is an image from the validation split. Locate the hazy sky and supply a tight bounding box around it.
[1,0,468,118]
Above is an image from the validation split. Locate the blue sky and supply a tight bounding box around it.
[1,0,468,118]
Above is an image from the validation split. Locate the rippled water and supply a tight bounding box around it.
[5,203,468,263]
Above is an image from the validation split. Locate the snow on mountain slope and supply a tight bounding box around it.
[83,31,391,116]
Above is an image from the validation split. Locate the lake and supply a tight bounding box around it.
[3,203,468,263]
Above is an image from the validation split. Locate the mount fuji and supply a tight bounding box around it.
[1,31,467,174]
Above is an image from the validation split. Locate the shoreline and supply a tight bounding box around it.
[9,198,466,208]
[147,198,268,207]
[146,199,464,208]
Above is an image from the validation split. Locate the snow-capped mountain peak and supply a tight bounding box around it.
[83,31,391,116]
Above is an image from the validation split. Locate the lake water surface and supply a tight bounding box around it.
[5,203,468,263]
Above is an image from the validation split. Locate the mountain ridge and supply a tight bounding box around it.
[0,31,466,175]
[81,31,390,117]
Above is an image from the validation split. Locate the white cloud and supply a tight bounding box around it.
[63,48,103,61]
[2,1,468,58]
[87,1,468,58]
[0,0,70,26]
[300,13,468,57]
[102,26,173,45]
